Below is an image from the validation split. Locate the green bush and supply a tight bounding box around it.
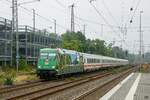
[4,78,13,85]
[3,68,16,85]
[19,59,29,71]
[0,72,4,85]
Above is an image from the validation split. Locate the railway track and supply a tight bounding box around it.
[30,68,134,100]
[1,72,111,100]
[0,71,108,95]
[73,67,136,100]
[0,79,44,94]
[0,67,135,100]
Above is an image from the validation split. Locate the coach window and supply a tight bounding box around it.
[103,60,105,63]
[87,59,89,63]
[102,60,104,63]
[84,59,86,63]
[88,59,90,63]
[89,59,91,63]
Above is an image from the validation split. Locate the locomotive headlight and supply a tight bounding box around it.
[52,66,55,69]
[38,66,41,68]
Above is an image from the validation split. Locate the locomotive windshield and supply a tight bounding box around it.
[40,53,56,61]
[38,50,58,70]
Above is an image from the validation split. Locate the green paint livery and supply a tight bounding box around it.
[37,48,84,77]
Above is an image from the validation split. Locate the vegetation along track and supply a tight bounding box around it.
[73,67,137,100]
[2,72,111,100]
[0,71,102,94]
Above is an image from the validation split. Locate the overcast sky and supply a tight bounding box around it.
[0,0,150,53]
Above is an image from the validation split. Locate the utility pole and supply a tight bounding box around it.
[33,9,35,32]
[33,9,35,64]
[101,24,103,37]
[70,4,75,32]
[10,21,13,66]
[139,11,144,65]
[53,19,57,47]
[12,0,40,69]
[12,0,19,72]
[54,19,56,34]
[83,24,86,35]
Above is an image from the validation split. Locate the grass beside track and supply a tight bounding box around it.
[0,66,36,86]
[0,65,132,88]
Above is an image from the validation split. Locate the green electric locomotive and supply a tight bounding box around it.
[37,48,84,79]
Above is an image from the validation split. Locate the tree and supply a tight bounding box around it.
[61,31,86,52]
[105,43,113,57]
[61,31,130,59]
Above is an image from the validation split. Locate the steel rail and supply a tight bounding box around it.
[0,80,43,94]
[6,72,111,100]
[73,68,135,100]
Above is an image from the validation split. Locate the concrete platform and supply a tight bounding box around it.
[100,73,150,100]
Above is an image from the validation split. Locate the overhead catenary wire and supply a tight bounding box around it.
[88,0,122,39]
[101,0,120,27]
[17,0,40,6]
[20,6,67,30]
[130,0,136,10]
[122,0,142,49]
[6,0,90,32]
[5,0,68,30]
[124,0,142,28]
[75,16,120,29]
[88,0,128,47]
[88,0,130,48]
[1,0,134,51]
[130,0,142,21]
[100,0,129,47]
[53,0,109,37]
[55,0,66,8]
[19,1,122,33]
[0,0,12,16]
[101,0,125,37]
[3,0,129,46]
[53,0,121,30]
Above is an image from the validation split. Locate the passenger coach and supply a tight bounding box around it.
[82,53,128,71]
